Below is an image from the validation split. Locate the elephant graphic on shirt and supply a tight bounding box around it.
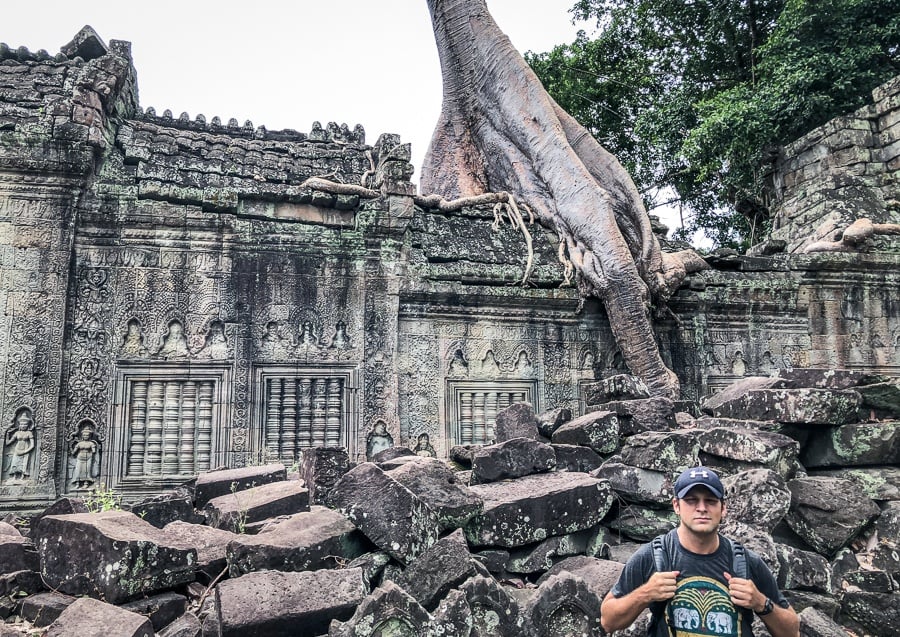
[706,610,734,634]
[672,607,701,629]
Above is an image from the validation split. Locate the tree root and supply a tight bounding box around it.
[298,176,380,199]
[414,190,537,285]
[804,217,900,253]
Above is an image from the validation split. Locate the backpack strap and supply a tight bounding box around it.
[731,539,748,580]
[651,534,668,572]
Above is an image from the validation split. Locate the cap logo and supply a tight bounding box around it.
[690,469,709,478]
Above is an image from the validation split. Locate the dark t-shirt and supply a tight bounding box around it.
[610,530,788,637]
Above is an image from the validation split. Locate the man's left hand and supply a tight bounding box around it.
[724,572,764,612]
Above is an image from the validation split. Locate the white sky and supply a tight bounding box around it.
[3,1,687,236]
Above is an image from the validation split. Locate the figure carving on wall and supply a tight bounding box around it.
[157,320,189,359]
[365,419,393,460]
[514,350,534,375]
[759,351,777,375]
[121,318,147,358]
[69,421,101,490]
[261,321,289,358]
[297,321,319,347]
[448,349,469,376]
[197,320,228,359]
[480,350,501,376]
[413,432,436,457]
[3,407,36,483]
[847,333,865,365]
[329,321,351,349]
[731,351,746,376]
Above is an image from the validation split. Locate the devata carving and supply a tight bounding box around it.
[3,407,36,483]
[69,420,101,490]
[422,0,707,398]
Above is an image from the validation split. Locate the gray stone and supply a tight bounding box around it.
[18,591,75,628]
[591,462,673,506]
[459,575,523,636]
[552,444,603,473]
[194,463,287,508]
[536,407,573,439]
[329,581,431,637]
[856,379,900,414]
[35,511,197,604]
[391,536,482,610]
[505,529,596,574]
[808,466,900,501]
[841,569,894,593]
[524,571,603,636]
[213,568,366,637]
[801,421,900,467]
[776,544,832,593]
[0,535,38,573]
[582,374,650,404]
[586,397,677,436]
[299,446,350,505]
[162,521,240,582]
[331,462,441,564]
[465,472,614,548]
[372,446,416,463]
[618,430,700,474]
[696,426,800,477]
[786,476,881,556]
[449,445,477,467]
[722,469,791,532]
[127,490,199,528]
[720,520,781,576]
[841,591,900,637]
[550,410,619,454]
[708,388,862,424]
[45,596,153,637]
[158,612,202,637]
[386,456,483,530]
[798,606,851,637]
[347,551,392,591]
[203,479,309,533]
[494,401,539,442]
[0,570,42,601]
[121,592,187,632]
[606,505,678,542]
[537,555,624,602]
[430,589,474,637]
[786,591,841,619]
[28,497,89,537]
[227,505,367,576]
[471,437,556,484]
[702,376,786,413]
[775,367,882,390]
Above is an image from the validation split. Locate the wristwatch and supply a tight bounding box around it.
[756,597,774,616]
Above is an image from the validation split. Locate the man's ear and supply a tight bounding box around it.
[672,497,680,513]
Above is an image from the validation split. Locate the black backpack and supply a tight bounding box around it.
[647,532,750,635]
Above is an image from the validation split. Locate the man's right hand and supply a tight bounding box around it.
[641,570,680,602]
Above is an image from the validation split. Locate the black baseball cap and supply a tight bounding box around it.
[674,466,725,499]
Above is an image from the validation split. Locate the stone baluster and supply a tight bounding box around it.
[299,379,312,449]
[127,380,148,476]
[325,378,343,446]
[311,379,327,446]
[146,381,165,475]
[460,392,473,444]
[179,381,196,474]
[163,382,180,475]
[266,378,283,460]
[282,379,297,463]
[473,391,486,444]
[197,381,213,471]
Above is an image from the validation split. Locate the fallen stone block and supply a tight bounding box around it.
[459,575,524,636]
[505,528,597,574]
[45,596,153,637]
[786,476,880,557]
[807,466,900,501]
[775,367,884,390]
[158,611,202,637]
[585,397,677,435]
[385,456,483,530]
[0,535,38,573]
[299,446,349,505]
[537,555,624,602]
[583,374,650,404]
[552,444,603,473]
[550,410,619,454]
[371,446,415,463]
[227,505,368,576]
[194,463,287,508]
[801,421,900,467]
[213,567,365,637]
[471,437,556,484]
[701,376,786,414]
[618,429,700,474]
[390,536,483,609]
[776,544,832,593]
[347,551,392,591]
[722,469,791,532]
[798,606,852,637]
[536,407,572,438]
[28,497,88,539]
[121,591,187,632]
[162,521,240,582]
[697,426,800,477]
[606,504,678,542]
[430,589,473,637]
[35,510,197,603]
[331,462,440,564]
[720,519,779,575]
[329,581,431,637]
[203,479,309,533]
[841,569,894,593]
[591,462,673,506]
[465,472,614,548]
[841,591,899,636]
[18,591,75,628]
[449,444,477,467]
[856,379,900,415]
[525,571,603,637]
[708,388,861,424]
[127,489,200,528]
[494,401,539,441]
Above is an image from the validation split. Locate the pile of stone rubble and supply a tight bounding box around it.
[0,369,896,636]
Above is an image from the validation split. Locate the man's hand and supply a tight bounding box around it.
[642,570,680,603]
[724,572,764,611]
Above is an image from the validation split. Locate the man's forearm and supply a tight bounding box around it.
[600,590,649,633]
[761,605,800,637]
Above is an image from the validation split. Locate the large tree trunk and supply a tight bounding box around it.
[423,0,702,399]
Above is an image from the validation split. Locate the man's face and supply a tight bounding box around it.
[673,486,726,536]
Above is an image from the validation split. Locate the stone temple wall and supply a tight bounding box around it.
[0,28,897,508]
[768,75,900,252]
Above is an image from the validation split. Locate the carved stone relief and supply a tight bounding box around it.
[3,407,37,484]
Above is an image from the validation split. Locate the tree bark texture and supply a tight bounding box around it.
[423,0,702,398]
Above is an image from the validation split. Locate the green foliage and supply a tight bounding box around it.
[528,0,900,248]
[84,483,122,513]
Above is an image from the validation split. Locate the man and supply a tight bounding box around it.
[600,466,799,637]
